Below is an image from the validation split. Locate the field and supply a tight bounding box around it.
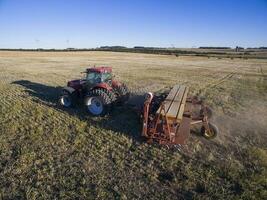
[0,51,266,199]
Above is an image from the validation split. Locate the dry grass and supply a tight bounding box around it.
[0,51,266,199]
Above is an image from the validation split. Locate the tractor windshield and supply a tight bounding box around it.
[86,72,112,84]
[101,72,112,82]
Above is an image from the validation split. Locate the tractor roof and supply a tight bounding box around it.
[86,66,112,73]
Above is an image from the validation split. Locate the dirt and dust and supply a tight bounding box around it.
[213,100,267,147]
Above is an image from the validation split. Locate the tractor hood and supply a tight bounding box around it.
[111,80,122,87]
[67,79,86,90]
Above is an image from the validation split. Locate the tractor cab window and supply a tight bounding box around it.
[101,73,112,82]
[86,72,101,84]
[86,72,112,84]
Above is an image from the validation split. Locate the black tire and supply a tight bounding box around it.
[85,89,112,116]
[59,91,73,108]
[201,123,219,139]
[114,84,129,103]
[200,106,213,119]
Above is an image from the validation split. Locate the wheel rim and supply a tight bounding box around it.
[61,96,71,107]
[87,97,103,115]
[204,129,215,138]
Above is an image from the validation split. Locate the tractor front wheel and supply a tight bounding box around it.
[59,93,73,108]
[85,89,112,116]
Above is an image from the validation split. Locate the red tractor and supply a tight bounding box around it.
[59,66,129,116]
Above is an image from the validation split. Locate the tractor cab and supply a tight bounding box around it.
[85,67,113,85]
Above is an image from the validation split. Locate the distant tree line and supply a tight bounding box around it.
[99,46,127,49]
[0,46,267,53]
[199,47,231,49]
[0,48,95,52]
[247,47,267,49]
[0,46,266,60]
[1,46,266,52]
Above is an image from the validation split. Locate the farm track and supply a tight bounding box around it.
[200,67,241,91]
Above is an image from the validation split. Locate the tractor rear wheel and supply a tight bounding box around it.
[106,88,117,102]
[85,89,112,116]
[114,84,129,103]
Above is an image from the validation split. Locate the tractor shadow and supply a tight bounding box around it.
[12,80,142,141]
[12,80,61,105]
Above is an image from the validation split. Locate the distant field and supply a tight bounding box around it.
[2,47,267,59]
[0,51,266,199]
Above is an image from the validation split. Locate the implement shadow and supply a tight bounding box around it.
[11,80,142,141]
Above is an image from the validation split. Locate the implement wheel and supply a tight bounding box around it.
[201,122,218,139]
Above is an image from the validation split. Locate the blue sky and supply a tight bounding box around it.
[0,0,266,48]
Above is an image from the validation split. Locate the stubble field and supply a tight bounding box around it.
[0,51,266,199]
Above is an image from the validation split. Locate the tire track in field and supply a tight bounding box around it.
[199,67,242,92]
[259,66,264,75]
[259,66,266,81]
